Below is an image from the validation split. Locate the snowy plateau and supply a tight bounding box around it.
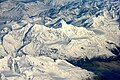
[0,0,120,80]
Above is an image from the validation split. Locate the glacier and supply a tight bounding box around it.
[0,0,120,80]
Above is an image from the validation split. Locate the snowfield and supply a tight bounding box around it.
[0,0,120,80]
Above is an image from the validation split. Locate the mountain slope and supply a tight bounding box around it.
[0,0,120,80]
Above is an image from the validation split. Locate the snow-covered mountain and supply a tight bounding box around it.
[0,0,120,80]
[0,0,119,28]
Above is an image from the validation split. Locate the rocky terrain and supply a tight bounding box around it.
[0,0,120,80]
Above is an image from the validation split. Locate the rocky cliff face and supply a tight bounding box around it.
[0,0,120,80]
